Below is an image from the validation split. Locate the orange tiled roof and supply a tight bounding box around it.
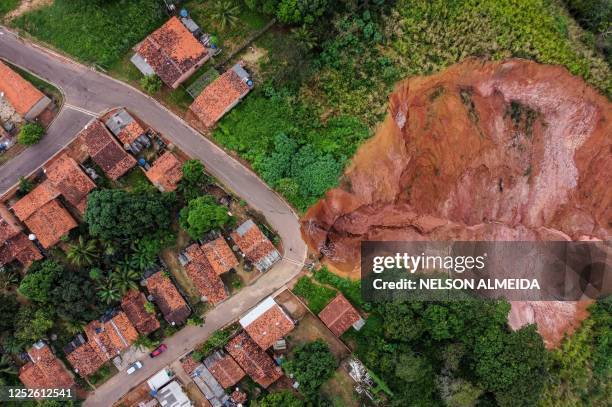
[0,216,19,244]
[121,289,160,335]
[135,17,209,87]
[45,154,96,214]
[66,342,106,377]
[11,182,59,221]
[145,152,183,192]
[242,303,294,350]
[79,120,136,180]
[207,353,245,388]
[318,293,362,337]
[0,60,46,117]
[189,67,250,128]
[23,199,77,249]
[225,331,282,388]
[230,220,279,272]
[19,342,75,390]
[117,121,145,146]
[145,272,191,325]
[0,233,43,268]
[184,243,228,305]
[201,237,239,275]
[84,311,138,361]
[181,354,201,376]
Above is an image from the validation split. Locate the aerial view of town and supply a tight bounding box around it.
[0,0,610,406]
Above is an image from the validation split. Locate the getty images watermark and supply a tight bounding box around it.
[361,241,611,301]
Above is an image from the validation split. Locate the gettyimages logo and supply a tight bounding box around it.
[361,241,611,301]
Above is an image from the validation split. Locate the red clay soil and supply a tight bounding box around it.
[300,58,611,348]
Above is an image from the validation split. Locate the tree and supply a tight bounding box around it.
[292,25,317,50]
[284,340,336,399]
[133,334,159,351]
[50,272,98,322]
[179,196,233,239]
[0,267,19,290]
[89,267,103,281]
[14,306,54,344]
[111,267,140,294]
[97,278,121,304]
[276,0,329,25]
[18,260,63,303]
[178,159,210,201]
[17,176,33,196]
[85,189,175,240]
[211,0,240,29]
[140,74,162,93]
[17,123,45,146]
[0,293,19,332]
[66,236,99,266]
[254,391,305,407]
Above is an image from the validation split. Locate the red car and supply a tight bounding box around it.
[149,344,167,358]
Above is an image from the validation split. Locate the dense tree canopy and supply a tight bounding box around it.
[179,196,233,239]
[285,340,337,400]
[254,391,305,407]
[0,293,19,332]
[17,123,45,146]
[18,260,63,303]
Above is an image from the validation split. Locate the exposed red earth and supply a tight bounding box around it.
[301,58,611,348]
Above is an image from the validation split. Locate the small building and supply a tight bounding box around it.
[145,271,191,325]
[201,237,239,275]
[183,243,228,305]
[155,380,193,407]
[145,151,183,192]
[190,362,228,407]
[45,154,96,214]
[189,63,252,128]
[239,297,294,350]
[132,16,210,89]
[0,60,52,120]
[225,332,282,388]
[104,109,150,154]
[204,350,245,389]
[147,368,174,392]
[0,210,42,268]
[121,289,161,335]
[318,293,364,337]
[78,120,137,180]
[64,336,106,378]
[19,341,75,390]
[230,220,280,272]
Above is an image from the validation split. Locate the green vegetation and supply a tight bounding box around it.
[254,391,304,407]
[196,324,238,355]
[0,0,18,18]
[17,123,45,146]
[313,267,363,309]
[211,0,241,30]
[285,340,337,400]
[178,159,211,202]
[179,196,234,239]
[12,0,165,68]
[141,74,162,94]
[563,0,611,63]
[292,276,336,314]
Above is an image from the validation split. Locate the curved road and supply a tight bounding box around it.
[0,27,307,405]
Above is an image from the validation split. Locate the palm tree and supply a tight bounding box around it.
[111,267,140,295]
[66,236,98,267]
[292,25,317,50]
[212,0,240,30]
[64,320,86,335]
[97,278,120,304]
[0,355,17,377]
[0,268,19,290]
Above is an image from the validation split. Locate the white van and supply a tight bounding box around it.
[126,360,143,375]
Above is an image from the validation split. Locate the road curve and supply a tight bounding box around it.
[0,27,307,405]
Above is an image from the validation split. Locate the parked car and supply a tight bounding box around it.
[150,344,167,358]
[126,360,143,375]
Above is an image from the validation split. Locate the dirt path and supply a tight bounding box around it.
[6,0,51,21]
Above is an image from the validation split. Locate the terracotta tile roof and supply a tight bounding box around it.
[201,237,239,275]
[135,17,209,87]
[318,293,362,337]
[231,220,280,272]
[0,216,19,244]
[145,272,191,325]
[207,353,245,388]
[66,342,106,377]
[19,342,75,390]
[121,289,160,335]
[231,390,247,404]
[145,152,183,192]
[184,243,228,305]
[181,354,201,376]
[240,298,294,350]
[189,66,250,128]
[79,120,136,180]
[11,182,59,221]
[225,332,282,388]
[117,121,145,146]
[23,199,77,249]
[45,154,96,214]
[0,60,46,117]
[0,232,43,267]
[84,311,138,361]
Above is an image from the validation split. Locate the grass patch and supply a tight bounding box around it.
[292,276,336,314]
[313,267,364,309]
[12,0,165,69]
[0,0,19,18]
[88,363,118,386]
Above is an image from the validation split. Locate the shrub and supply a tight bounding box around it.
[179,196,233,239]
[18,123,45,146]
[140,74,162,93]
[285,340,337,400]
[292,276,336,313]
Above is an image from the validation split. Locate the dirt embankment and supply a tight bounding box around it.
[301,58,611,348]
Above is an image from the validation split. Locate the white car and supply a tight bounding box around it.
[126,360,143,375]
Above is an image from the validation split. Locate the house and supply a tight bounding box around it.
[78,120,137,180]
[104,109,151,154]
[183,243,228,305]
[188,359,229,406]
[189,63,252,128]
[239,297,294,350]
[19,341,75,390]
[230,220,280,272]
[225,331,282,388]
[201,237,239,275]
[204,350,245,389]
[145,271,191,325]
[45,154,96,214]
[145,151,183,192]
[0,60,52,120]
[121,289,160,335]
[156,381,193,407]
[11,183,78,249]
[132,16,210,89]
[0,210,42,267]
[318,293,364,337]
[66,311,138,377]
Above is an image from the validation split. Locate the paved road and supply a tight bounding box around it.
[0,27,307,405]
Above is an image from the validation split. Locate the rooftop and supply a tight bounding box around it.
[204,351,245,389]
[318,293,362,337]
[239,297,294,350]
[65,341,106,377]
[145,151,183,192]
[11,181,59,221]
[0,60,46,117]
[135,16,209,88]
[121,289,161,335]
[184,243,228,305]
[0,232,43,268]
[84,311,139,360]
[230,220,280,272]
[145,271,191,325]
[201,237,239,275]
[225,331,282,388]
[19,342,75,390]
[105,109,145,146]
[45,154,96,214]
[189,64,251,128]
[23,199,77,248]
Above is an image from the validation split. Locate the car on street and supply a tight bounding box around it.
[149,344,167,358]
[126,360,143,375]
